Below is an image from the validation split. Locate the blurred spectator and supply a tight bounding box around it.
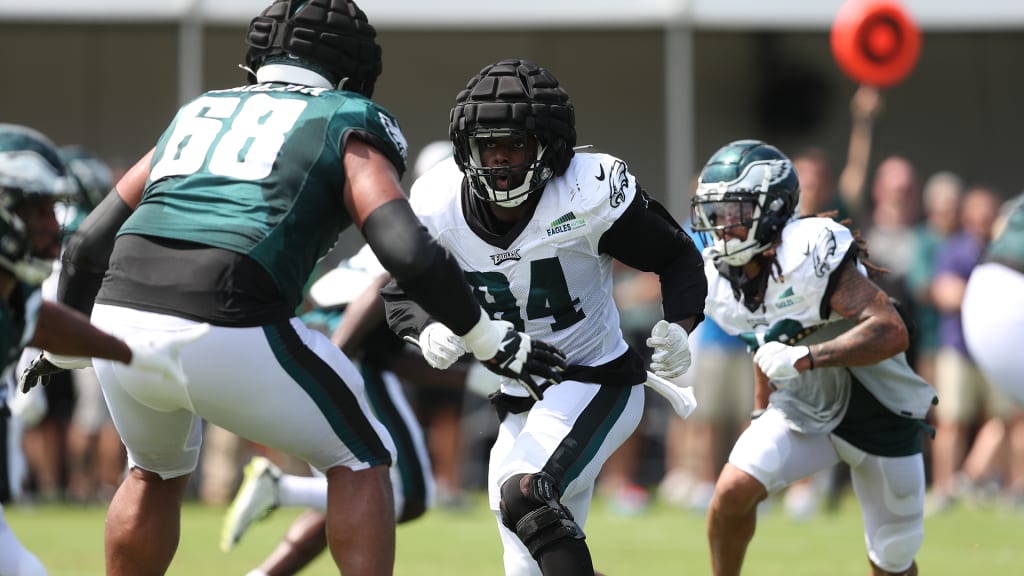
[906,172,964,387]
[928,185,1008,514]
[861,157,921,320]
[597,264,660,515]
[793,147,848,219]
[657,222,751,514]
[659,319,752,514]
[836,85,884,228]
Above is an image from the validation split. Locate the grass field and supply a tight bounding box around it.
[6,491,1021,575]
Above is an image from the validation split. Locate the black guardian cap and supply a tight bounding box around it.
[450,59,575,207]
[245,0,382,97]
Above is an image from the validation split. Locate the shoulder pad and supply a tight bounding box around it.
[563,153,638,218]
[778,217,855,279]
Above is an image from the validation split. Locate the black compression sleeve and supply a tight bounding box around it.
[58,189,133,316]
[598,189,707,324]
[380,277,432,339]
[361,199,481,335]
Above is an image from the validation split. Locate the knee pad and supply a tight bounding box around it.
[867,521,922,574]
[499,472,585,557]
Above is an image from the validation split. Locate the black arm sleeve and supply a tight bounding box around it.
[597,189,707,325]
[58,189,133,316]
[361,199,480,336]
[380,277,432,340]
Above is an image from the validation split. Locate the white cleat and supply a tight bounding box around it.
[220,456,282,552]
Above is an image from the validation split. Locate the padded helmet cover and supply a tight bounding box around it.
[449,59,575,206]
[245,0,382,97]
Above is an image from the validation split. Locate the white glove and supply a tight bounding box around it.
[418,322,470,370]
[754,341,810,381]
[646,320,691,378]
[123,324,211,386]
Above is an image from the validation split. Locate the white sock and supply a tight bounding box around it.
[246,570,270,576]
[278,474,328,512]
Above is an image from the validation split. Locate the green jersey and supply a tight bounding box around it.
[118,83,407,312]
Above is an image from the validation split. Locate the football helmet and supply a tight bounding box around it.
[0,204,50,286]
[691,139,799,267]
[245,0,381,97]
[60,146,114,210]
[0,123,76,211]
[449,59,575,208]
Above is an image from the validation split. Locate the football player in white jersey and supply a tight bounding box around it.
[686,140,936,576]
[383,59,707,576]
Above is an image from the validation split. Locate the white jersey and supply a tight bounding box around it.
[706,217,935,433]
[410,154,635,395]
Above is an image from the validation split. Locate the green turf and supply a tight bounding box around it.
[5,492,1021,575]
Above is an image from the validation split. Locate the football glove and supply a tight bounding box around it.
[418,322,470,370]
[754,341,810,382]
[462,318,567,401]
[646,320,692,378]
[20,352,70,393]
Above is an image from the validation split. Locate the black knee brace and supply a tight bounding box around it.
[499,472,585,557]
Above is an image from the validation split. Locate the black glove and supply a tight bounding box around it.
[481,327,567,401]
[20,352,67,394]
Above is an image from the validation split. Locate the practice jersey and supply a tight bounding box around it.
[985,194,1024,271]
[117,83,408,313]
[409,153,637,382]
[706,217,935,433]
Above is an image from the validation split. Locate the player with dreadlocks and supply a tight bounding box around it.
[685,139,936,576]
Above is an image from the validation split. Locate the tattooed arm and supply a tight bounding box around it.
[805,259,909,369]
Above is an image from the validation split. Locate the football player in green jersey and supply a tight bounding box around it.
[0,124,201,576]
[44,2,566,575]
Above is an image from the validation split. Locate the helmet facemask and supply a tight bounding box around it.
[464,129,551,208]
[0,206,51,286]
[692,159,794,267]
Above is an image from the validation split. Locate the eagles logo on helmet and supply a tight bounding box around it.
[691,139,800,267]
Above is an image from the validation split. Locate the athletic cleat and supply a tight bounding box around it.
[220,456,282,552]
